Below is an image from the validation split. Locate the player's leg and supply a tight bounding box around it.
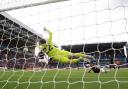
[52,55,81,64]
[73,53,86,58]
[72,53,94,61]
[92,67,100,73]
[53,56,70,64]
[88,67,92,73]
[69,59,80,64]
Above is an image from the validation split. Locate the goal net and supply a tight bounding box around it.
[0,0,128,89]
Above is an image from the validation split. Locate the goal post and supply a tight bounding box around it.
[0,0,70,12]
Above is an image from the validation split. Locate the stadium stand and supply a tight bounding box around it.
[0,12,46,69]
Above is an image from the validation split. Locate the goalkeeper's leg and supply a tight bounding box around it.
[53,56,80,64]
[70,59,80,64]
[73,53,94,61]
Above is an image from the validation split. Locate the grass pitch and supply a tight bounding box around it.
[0,68,128,89]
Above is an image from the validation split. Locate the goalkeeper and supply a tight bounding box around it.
[39,27,94,64]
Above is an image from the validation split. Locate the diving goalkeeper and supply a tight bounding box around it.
[38,27,94,64]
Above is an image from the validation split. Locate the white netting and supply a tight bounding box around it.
[0,0,128,89]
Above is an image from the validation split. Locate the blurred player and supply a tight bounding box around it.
[85,60,91,68]
[35,42,49,65]
[38,52,49,64]
[88,64,110,73]
[109,64,119,69]
[88,64,100,73]
[35,41,41,57]
[35,27,94,64]
[100,65,110,72]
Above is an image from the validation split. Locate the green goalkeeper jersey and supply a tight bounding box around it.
[40,28,88,63]
[40,29,72,63]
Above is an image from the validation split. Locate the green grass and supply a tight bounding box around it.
[0,68,128,89]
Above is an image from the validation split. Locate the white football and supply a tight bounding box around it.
[100,68,105,72]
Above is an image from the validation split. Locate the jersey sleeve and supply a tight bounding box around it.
[47,29,53,47]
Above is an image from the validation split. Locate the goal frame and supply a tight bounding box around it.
[0,0,70,12]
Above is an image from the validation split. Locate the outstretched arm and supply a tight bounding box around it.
[44,27,53,46]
